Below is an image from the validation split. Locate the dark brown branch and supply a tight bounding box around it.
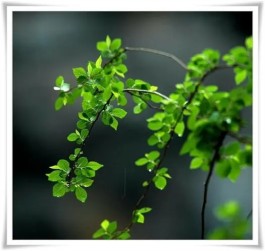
[201,131,227,239]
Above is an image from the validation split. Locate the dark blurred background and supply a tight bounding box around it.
[13,11,252,239]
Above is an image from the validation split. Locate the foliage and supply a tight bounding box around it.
[208,201,251,239]
[47,35,253,239]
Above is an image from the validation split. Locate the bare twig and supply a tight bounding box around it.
[125,46,188,70]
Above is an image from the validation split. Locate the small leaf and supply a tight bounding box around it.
[57,159,70,173]
[108,221,117,233]
[73,67,87,78]
[110,38,121,51]
[111,108,127,119]
[67,133,79,142]
[101,219,110,231]
[174,121,185,137]
[81,129,89,140]
[75,186,87,203]
[95,56,102,68]
[135,157,148,166]
[138,207,152,214]
[148,121,163,131]
[110,117,118,130]
[235,69,247,85]
[46,170,63,182]
[93,228,106,239]
[87,161,103,170]
[55,97,64,111]
[55,76,64,87]
[190,157,203,169]
[97,41,108,52]
[147,151,160,160]
[53,183,68,197]
[153,176,167,190]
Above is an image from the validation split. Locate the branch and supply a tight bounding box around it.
[201,131,227,239]
[124,91,162,111]
[123,88,171,101]
[228,131,252,145]
[124,46,188,71]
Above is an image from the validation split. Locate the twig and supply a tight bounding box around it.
[124,46,188,71]
[228,131,252,145]
[201,131,227,239]
[123,88,171,101]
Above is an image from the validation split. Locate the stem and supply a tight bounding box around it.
[123,88,171,101]
[125,46,188,70]
[201,131,227,239]
[228,131,252,145]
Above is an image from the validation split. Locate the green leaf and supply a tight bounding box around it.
[95,56,102,68]
[80,178,94,187]
[111,108,127,119]
[153,176,167,190]
[92,228,106,239]
[135,157,148,166]
[147,151,160,160]
[190,157,203,169]
[73,67,87,78]
[110,38,121,51]
[57,159,70,173]
[97,41,108,52]
[46,170,63,182]
[101,219,110,231]
[245,37,253,50]
[235,69,247,85]
[53,183,68,197]
[174,121,185,137]
[55,97,64,111]
[107,221,117,234]
[138,207,152,214]
[110,117,118,130]
[67,133,79,142]
[55,76,64,87]
[215,160,231,178]
[87,161,103,170]
[76,157,89,168]
[75,186,87,203]
[215,201,240,220]
[224,142,240,155]
[117,231,131,240]
[148,121,163,131]
[106,35,111,47]
[81,129,89,140]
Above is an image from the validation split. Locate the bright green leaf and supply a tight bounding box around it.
[174,121,185,137]
[153,176,167,190]
[111,108,127,119]
[190,157,203,169]
[53,183,68,197]
[135,157,148,166]
[75,186,87,203]
[235,69,247,85]
[55,97,64,111]
[101,219,110,231]
[73,67,87,78]
[87,161,103,170]
[67,133,79,142]
[46,170,63,182]
[110,38,121,51]
[57,159,70,173]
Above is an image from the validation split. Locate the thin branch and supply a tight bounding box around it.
[124,46,188,71]
[201,131,227,239]
[123,88,171,101]
[67,94,113,181]
[228,131,252,145]
[125,91,162,111]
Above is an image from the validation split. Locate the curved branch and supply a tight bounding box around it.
[201,131,227,239]
[123,88,171,101]
[124,46,188,70]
